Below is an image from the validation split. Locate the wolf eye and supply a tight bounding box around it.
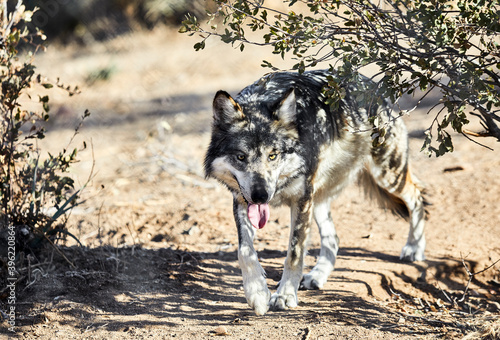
[268,153,278,161]
[236,154,246,161]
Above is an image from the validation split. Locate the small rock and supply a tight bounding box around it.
[214,325,229,336]
[183,225,199,236]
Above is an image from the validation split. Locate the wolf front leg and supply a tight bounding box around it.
[269,199,313,310]
[300,199,339,290]
[233,198,271,315]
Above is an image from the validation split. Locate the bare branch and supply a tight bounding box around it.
[459,255,500,303]
[5,0,22,34]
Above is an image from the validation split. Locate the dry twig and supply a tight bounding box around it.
[459,255,500,303]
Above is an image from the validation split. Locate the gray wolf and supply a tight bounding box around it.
[204,70,426,315]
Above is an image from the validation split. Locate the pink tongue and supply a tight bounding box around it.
[247,203,270,229]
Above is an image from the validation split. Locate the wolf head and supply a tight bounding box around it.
[204,88,303,229]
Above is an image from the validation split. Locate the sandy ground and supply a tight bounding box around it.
[1,26,500,339]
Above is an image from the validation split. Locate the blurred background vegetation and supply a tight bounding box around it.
[20,0,206,43]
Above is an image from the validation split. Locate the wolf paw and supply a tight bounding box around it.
[269,292,298,310]
[246,289,271,316]
[400,243,425,262]
[300,273,325,290]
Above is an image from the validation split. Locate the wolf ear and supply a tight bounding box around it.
[276,88,297,125]
[213,91,244,124]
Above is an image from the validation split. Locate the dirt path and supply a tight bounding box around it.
[1,27,499,339]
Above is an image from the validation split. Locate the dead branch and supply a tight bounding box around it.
[462,129,492,138]
[40,231,76,269]
[459,256,500,303]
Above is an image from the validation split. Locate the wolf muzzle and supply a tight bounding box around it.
[249,175,271,204]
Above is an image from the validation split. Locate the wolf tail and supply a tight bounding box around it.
[359,170,428,221]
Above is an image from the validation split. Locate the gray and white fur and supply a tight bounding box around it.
[204,70,427,315]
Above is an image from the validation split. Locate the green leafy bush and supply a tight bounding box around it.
[0,2,89,252]
[22,0,207,42]
[181,0,500,156]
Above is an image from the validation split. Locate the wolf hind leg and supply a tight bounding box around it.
[365,166,426,261]
[366,130,426,261]
[300,199,339,290]
[400,185,426,261]
[397,171,426,261]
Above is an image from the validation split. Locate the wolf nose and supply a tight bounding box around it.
[251,187,269,204]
